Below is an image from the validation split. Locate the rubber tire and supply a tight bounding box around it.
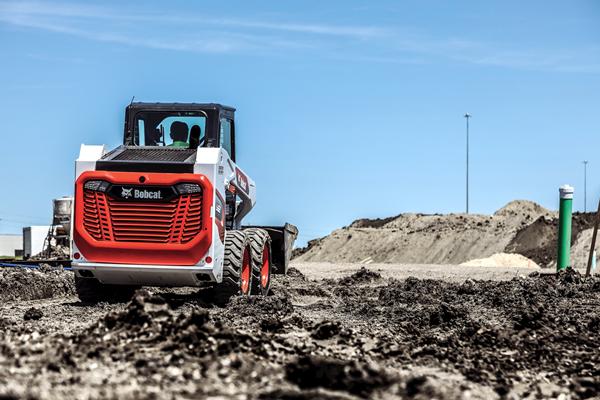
[245,228,272,296]
[216,230,253,304]
[75,276,138,303]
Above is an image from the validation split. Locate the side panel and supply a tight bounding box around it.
[195,148,224,281]
[75,144,106,179]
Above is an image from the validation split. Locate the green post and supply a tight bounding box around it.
[557,185,574,271]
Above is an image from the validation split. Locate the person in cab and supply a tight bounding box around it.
[168,121,189,147]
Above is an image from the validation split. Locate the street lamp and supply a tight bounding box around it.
[583,160,589,212]
[464,113,471,214]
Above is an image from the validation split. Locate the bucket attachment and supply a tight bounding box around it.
[244,223,298,274]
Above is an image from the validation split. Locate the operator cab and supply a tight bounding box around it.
[123,103,236,161]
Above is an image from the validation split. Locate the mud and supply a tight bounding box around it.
[1,264,599,399]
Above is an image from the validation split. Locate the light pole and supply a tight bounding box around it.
[583,160,589,212]
[464,113,471,214]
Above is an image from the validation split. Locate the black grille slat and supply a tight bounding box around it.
[102,146,196,162]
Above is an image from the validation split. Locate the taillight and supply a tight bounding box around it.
[175,183,202,195]
[84,180,110,192]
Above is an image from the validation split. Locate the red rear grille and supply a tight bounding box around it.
[82,190,202,243]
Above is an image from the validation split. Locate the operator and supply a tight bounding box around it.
[168,121,189,147]
[189,124,201,149]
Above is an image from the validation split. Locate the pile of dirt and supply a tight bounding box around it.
[0,266,74,301]
[338,266,382,285]
[31,245,70,261]
[566,228,600,270]
[505,212,596,267]
[294,200,599,268]
[295,200,556,265]
[460,253,540,268]
[285,355,396,397]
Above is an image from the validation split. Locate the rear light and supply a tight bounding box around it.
[73,252,81,259]
[84,180,110,192]
[176,183,202,195]
[84,180,201,195]
[205,256,212,264]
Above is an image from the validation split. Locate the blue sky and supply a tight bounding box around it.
[0,1,599,246]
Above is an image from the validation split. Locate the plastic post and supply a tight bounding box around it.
[557,185,574,271]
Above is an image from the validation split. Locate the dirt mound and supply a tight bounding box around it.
[292,237,325,259]
[338,267,382,285]
[287,267,307,279]
[286,355,395,397]
[294,201,595,268]
[460,253,540,268]
[222,293,295,320]
[310,320,342,339]
[0,267,74,302]
[31,245,70,261]
[349,215,400,229]
[295,201,554,265]
[23,307,44,321]
[492,199,552,218]
[549,227,600,271]
[506,212,596,266]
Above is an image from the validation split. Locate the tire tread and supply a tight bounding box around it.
[244,228,271,295]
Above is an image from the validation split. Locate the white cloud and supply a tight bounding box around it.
[0,0,598,73]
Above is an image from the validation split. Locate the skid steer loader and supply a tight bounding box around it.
[71,102,297,302]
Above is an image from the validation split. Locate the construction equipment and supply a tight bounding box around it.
[40,197,72,259]
[71,103,297,302]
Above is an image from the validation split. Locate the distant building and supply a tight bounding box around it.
[0,234,23,257]
[23,226,50,259]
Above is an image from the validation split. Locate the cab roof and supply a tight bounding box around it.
[127,102,236,113]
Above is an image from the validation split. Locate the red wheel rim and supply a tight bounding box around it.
[260,245,270,288]
[241,248,251,294]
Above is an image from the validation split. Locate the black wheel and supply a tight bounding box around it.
[74,276,138,303]
[216,230,253,303]
[245,228,272,296]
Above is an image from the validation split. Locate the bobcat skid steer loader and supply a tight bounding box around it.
[71,102,297,302]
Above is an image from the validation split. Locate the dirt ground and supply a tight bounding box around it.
[1,263,600,399]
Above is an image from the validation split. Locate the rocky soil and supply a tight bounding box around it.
[1,264,600,399]
[0,265,75,302]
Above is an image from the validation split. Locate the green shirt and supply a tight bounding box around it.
[169,141,188,148]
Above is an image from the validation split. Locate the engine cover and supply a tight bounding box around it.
[73,170,213,265]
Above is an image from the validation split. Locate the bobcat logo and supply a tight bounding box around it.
[121,187,133,199]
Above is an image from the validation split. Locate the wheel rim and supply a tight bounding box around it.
[241,247,251,294]
[260,245,270,288]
